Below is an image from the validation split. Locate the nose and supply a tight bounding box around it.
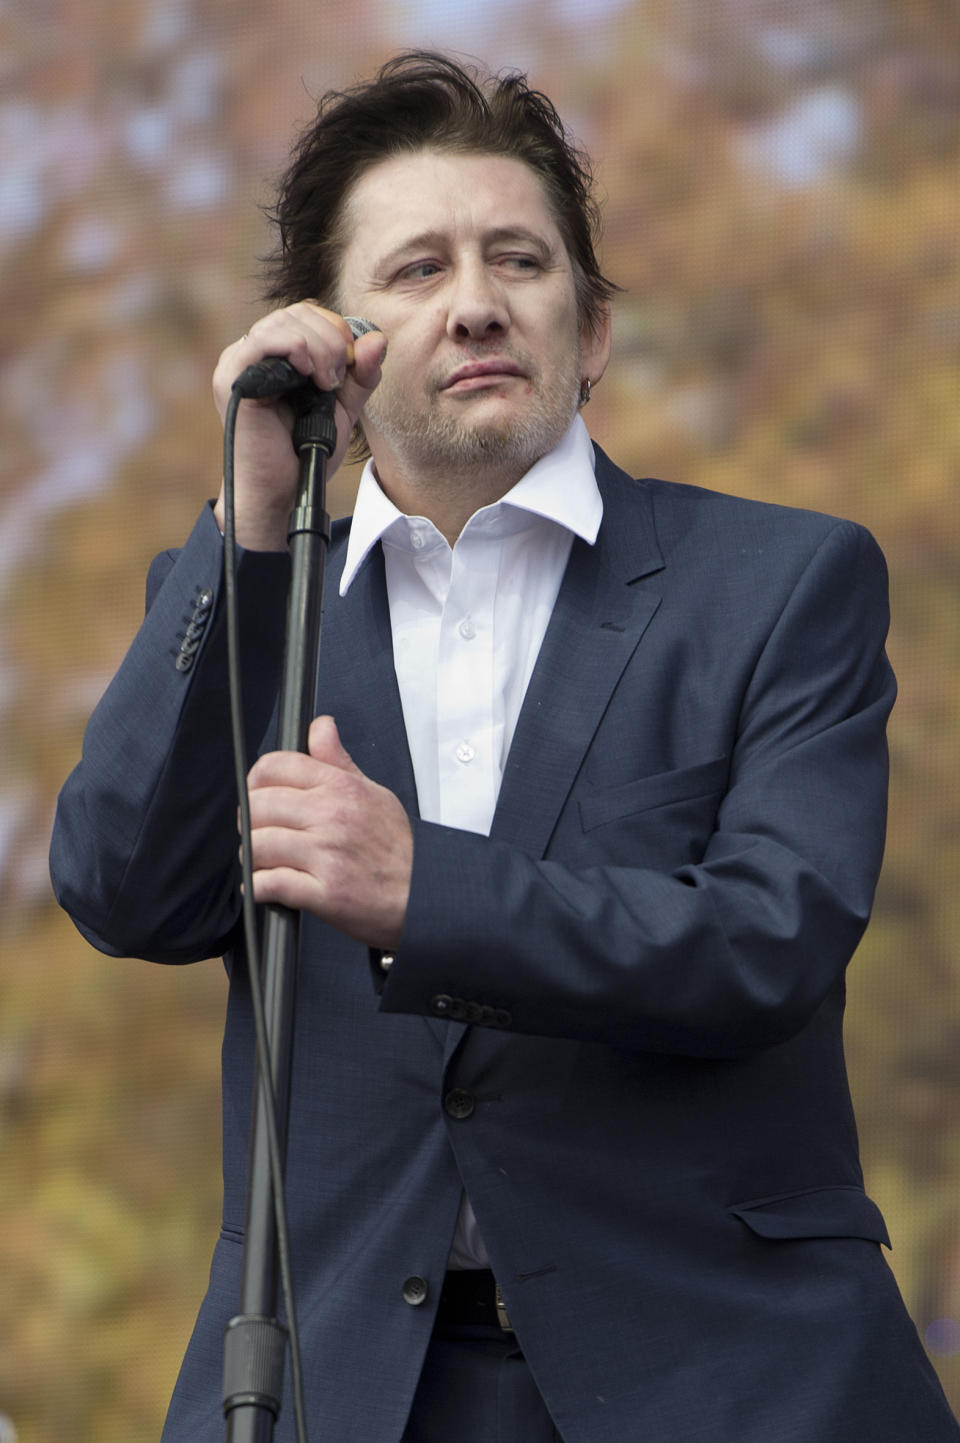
[445,258,509,342]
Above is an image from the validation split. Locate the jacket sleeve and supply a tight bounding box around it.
[49,504,290,963]
[378,517,897,1059]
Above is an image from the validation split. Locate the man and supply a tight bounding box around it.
[50,52,959,1443]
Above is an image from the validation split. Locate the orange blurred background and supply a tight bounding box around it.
[1,2,958,1438]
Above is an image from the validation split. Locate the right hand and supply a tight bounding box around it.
[212,302,387,551]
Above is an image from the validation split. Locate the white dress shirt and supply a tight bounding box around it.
[340,414,603,1267]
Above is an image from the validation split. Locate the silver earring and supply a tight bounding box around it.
[579,378,591,406]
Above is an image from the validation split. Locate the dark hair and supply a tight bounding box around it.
[262,51,618,338]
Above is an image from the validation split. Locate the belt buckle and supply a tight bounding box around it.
[494,1281,514,1333]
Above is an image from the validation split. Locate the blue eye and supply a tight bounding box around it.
[403,261,441,280]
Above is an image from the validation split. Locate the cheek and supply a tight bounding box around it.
[384,321,440,379]
[530,299,582,359]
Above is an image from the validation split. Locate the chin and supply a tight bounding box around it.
[368,381,579,478]
[463,416,519,449]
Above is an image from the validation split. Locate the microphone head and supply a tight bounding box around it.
[343,316,380,338]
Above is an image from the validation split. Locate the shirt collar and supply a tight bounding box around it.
[340,413,602,596]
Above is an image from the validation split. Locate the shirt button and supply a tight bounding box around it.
[402,1276,429,1306]
[444,1088,476,1120]
[410,531,425,549]
[455,742,475,764]
[458,618,476,640]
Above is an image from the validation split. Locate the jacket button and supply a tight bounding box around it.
[402,1275,429,1307]
[444,1088,475,1120]
[431,994,452,1016]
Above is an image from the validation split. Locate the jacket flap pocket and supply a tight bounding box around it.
[728,1185,890,1246]
[579,755,729,833]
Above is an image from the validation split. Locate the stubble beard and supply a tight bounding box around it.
[363,342,583,497]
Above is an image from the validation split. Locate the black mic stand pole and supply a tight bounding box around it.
[223,385,337,1442]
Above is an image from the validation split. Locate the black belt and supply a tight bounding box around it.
[436,1269,513,1332]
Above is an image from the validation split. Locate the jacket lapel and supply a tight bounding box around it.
[319,538,452,1055]
[490,450,665,857]
[316,534,419,818]
[443,452,665,1067]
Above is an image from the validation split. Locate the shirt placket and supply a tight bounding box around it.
[434,530,499,835]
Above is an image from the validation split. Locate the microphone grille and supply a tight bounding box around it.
[343,316,380,338]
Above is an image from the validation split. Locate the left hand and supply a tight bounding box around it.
[246,715,412,950]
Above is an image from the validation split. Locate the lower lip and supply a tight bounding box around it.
[443,372,522,394]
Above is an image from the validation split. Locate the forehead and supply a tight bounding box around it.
[339,149,567,278]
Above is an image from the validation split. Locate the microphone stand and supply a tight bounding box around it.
[222,384,337,1442]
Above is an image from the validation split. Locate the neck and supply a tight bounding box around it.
[372,455,533,546]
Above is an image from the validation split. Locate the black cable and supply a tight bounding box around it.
[221,389,310,1443]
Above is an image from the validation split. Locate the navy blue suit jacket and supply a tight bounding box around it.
[51,449,959,1442]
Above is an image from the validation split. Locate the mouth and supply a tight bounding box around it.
[439,360,527,393]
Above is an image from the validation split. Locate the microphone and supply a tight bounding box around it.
[231,316,381,400]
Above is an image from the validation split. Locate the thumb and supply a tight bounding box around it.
[307,714,362,774]
[351,326,388,385]
[337,328,387,424]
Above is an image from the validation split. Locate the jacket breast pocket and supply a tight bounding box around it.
[578,755,729,834]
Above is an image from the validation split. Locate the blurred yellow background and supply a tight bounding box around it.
[1,1,958,1438]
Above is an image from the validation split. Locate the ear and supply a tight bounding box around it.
[580,302,612,388]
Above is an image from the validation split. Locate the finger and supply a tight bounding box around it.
[334,350,385,436]
[248,821,327,871]
[298,303,359,362]
[247,784,325,833]
[347,326,388,389]
[308,715,363,774]
[250,862,324,915]
[248,830,348,914]
[227,305,356,393]
[298,303,387,407]
[255,314,342,390]
[247,748,326,792]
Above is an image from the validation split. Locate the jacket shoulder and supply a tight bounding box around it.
[594,444,875,546]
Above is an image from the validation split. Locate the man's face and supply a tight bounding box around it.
[336,149,610,495]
